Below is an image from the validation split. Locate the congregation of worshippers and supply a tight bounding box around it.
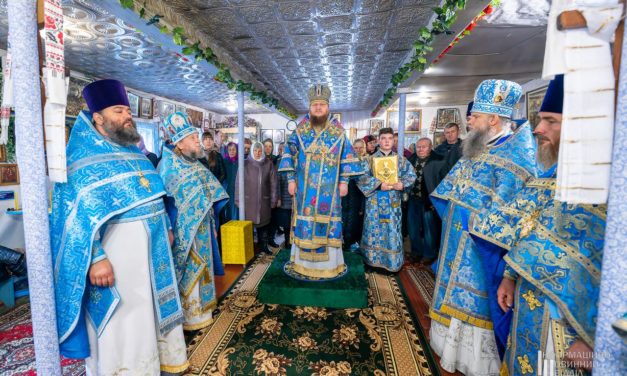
[35,75,601,376]
[1,2,625,376]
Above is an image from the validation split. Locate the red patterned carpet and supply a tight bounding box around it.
[0,303,85,376]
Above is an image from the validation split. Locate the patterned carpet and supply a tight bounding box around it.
[0,303,85,376]
[403,266,436,305]
[185,254,438,376]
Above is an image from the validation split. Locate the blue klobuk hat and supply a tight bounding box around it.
[471,79,523,119]
[164,112,197,144]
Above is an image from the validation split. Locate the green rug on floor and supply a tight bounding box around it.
[186,254,438,375]
[257,249,368,309]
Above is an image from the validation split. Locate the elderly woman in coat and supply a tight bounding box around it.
[235,141,279,254]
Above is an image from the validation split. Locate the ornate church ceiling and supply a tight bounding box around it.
[0,0,272,114]
[135,0,441,112]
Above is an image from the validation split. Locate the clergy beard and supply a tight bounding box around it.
[536,135,559,169]
[102,118,140,147]
[176,146,202,161]
[461,126,492,159]
[310,113,328,127]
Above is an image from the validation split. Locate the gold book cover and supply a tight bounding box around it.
[372,155,398,184]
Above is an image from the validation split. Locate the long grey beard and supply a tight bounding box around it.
[461,128,491,159]
[103,121,140,147]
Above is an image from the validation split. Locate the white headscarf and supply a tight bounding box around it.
[250,141,265,162]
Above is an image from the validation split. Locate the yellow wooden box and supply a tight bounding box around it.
[220,220,254,265]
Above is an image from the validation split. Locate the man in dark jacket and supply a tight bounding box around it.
[433,122,462,177]
[407,137,444,265]
[275,163,294,248]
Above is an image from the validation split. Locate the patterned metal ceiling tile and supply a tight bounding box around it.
[359,0,395,14]
[322,32,353,45]
[232,37,258,50]
[239,6,277,24]
[187,0,229,8]
[286,21,317,35]
[393,6,432,25]
[84,21,125,38]
[317,15,353,33]
[317,0,355,16]
[115,35,145,49]
[354,42,383,55]
[356,28,387,43]
[253,22,285,38]
[357,13,390,30]
[353,55,377,63]
[64,3,96,22]
[278,2,312,21]
[324,44,351,56]
[292,34,319,46]
[272,48,298,59]
[206,8,237,24]
[65,25,97,42]
[261,36,290,49]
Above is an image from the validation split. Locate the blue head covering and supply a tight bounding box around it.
[539,75,564,114]
[466,101,474,117]
[82,79,130,113]
[471,79,522,119]
[164,112,197,144]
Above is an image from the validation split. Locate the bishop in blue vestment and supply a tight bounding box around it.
[471,75,605,375]
[429,80,537,376]
[278,84,364,279]
[158,112,228,331]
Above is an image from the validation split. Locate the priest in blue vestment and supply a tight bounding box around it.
[358,127,416,272]
[278,84,364,279]
[470,75,605,375]
[429,79,538,376]
[51,80,188,374]
[158,112,228,331]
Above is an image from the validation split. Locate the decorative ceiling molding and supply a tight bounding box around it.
[0,0,273,114]
[134,0,440,112]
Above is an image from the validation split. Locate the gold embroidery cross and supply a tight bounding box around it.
[522,290,542,311]
[517,354,534,374]
[454,222,463,232]
[519,210,540,238]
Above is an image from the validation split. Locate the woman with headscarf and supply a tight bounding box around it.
[235,141,278,254]
[199,132,226,182]
[341,138,367,251]
[222,142,239,222]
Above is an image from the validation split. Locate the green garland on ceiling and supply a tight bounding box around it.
[118,0,297,119]
[371,0,472,116]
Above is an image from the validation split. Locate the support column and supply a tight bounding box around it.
[397,93,407,159]
[8,1,61,374]
[593,25,627,375]
[237,91,245,220]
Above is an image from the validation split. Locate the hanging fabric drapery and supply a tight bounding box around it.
[1,47,13,145]
[543,0,623,204]
[41,0,67,182]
